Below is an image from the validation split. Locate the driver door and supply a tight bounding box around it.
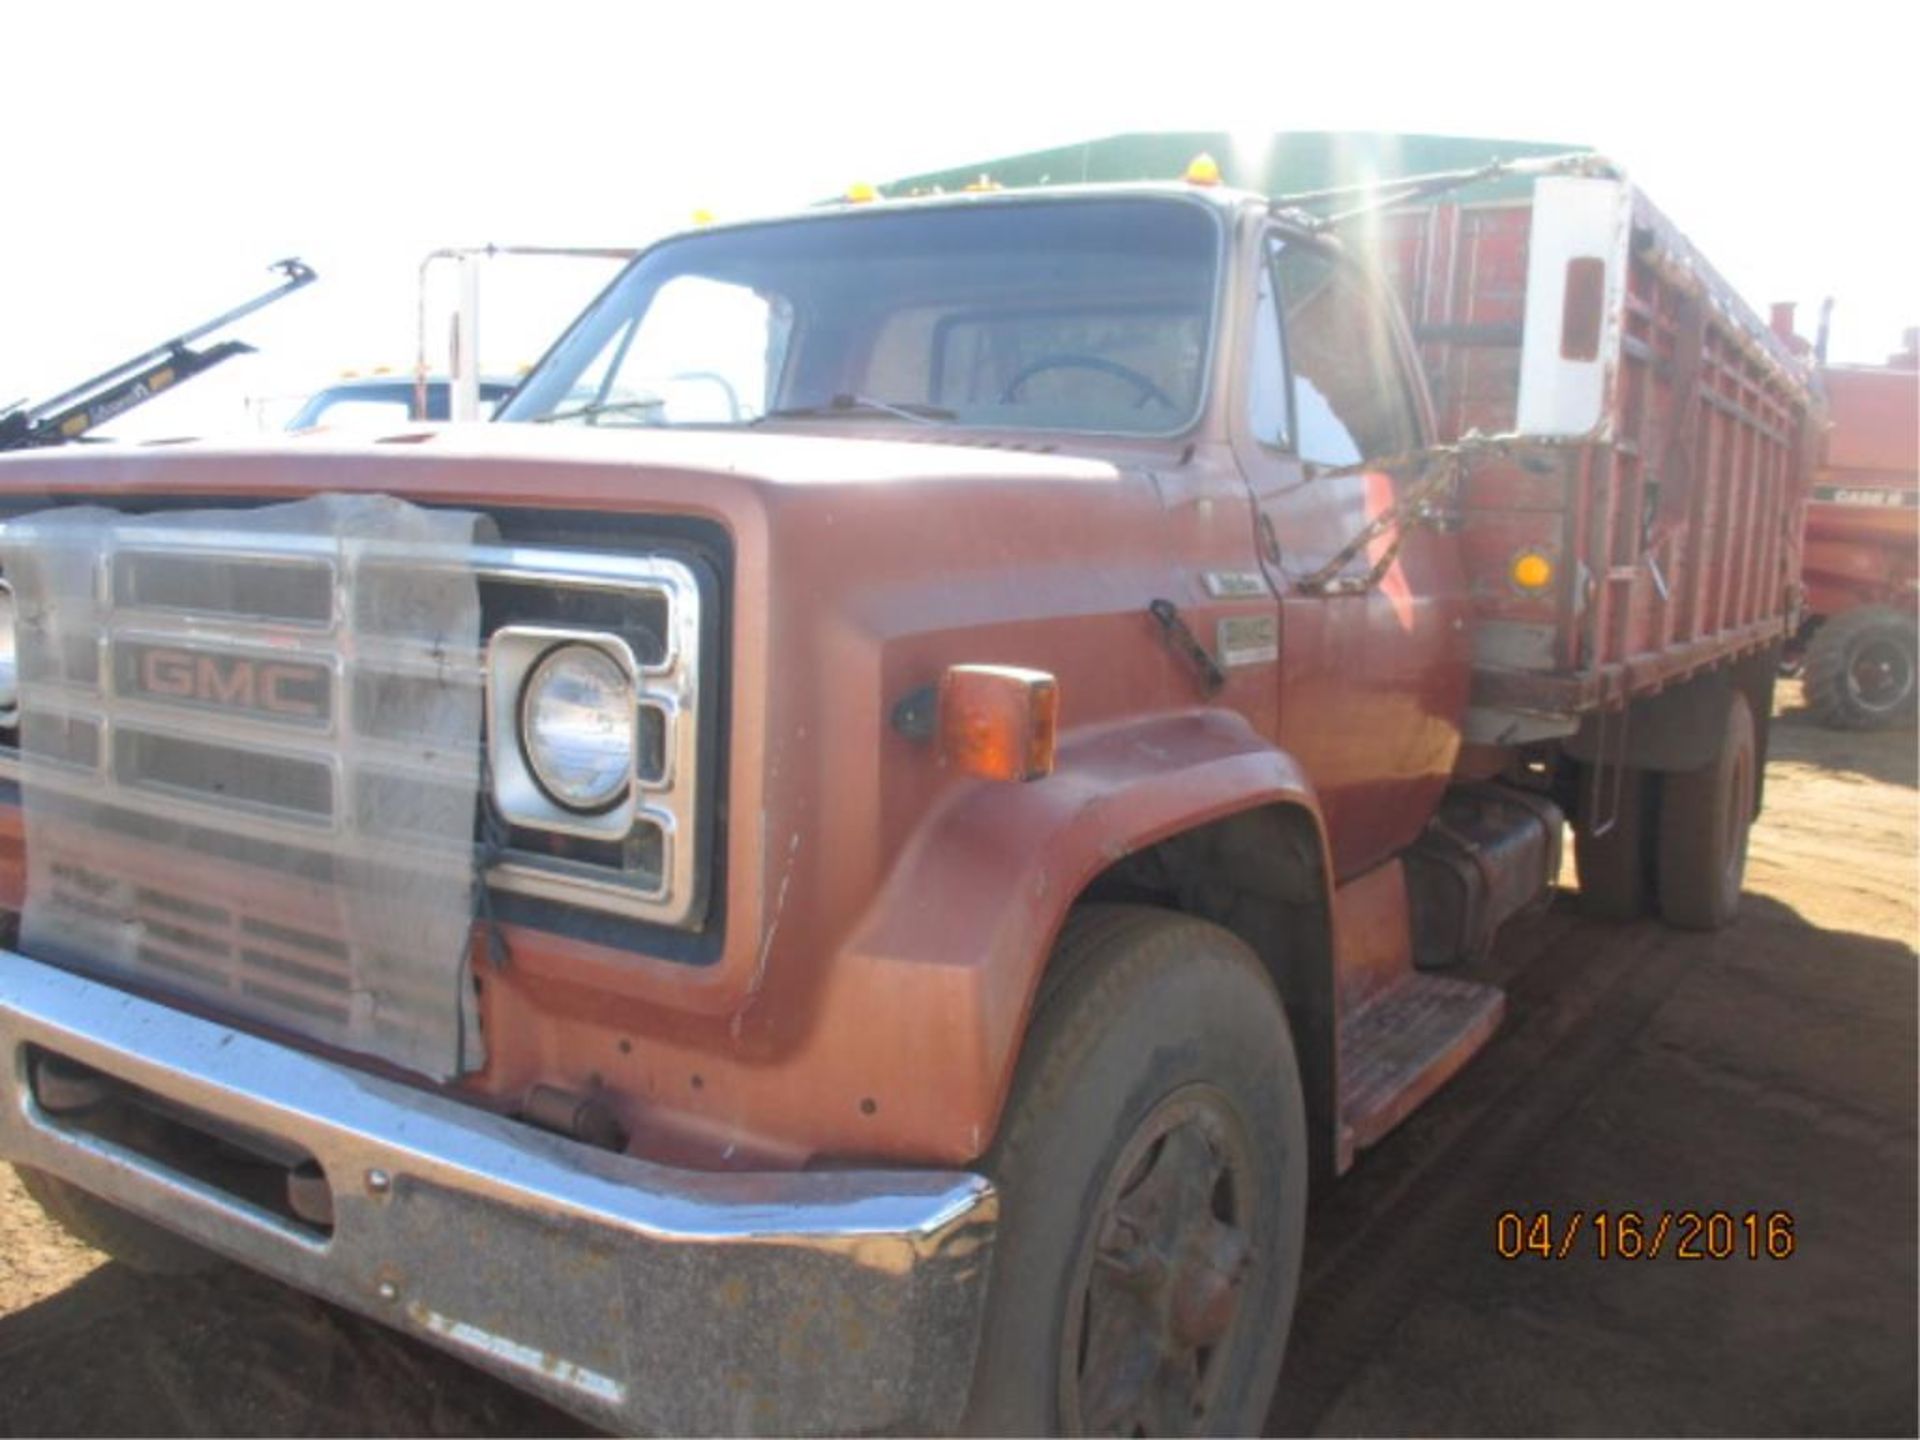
[1231,227,1470,879]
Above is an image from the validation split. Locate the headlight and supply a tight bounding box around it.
[519,643,635,812]
[0,580,16,723]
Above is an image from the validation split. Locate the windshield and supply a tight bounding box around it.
[500,197,1221,437]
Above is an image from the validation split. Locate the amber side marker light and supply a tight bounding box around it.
[939,665,1059,782]
[1511,550,1556,593]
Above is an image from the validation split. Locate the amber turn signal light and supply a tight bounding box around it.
[938,665,1058,782]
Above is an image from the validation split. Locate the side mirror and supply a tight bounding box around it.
[1515,176,1632,440]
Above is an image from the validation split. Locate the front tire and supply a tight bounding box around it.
[963,906,1308,1437]
[14,1164,219,1276]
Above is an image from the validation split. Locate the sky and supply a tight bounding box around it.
[3,0,1914,439]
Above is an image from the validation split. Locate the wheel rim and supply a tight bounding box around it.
[1844,635,1915,714]
[1060,1086,1256,1437]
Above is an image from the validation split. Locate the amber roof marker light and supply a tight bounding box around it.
[1184,153,1223,186]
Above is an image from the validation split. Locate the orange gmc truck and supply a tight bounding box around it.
[0,143,1813,1434]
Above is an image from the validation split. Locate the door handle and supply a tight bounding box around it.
[1258,511,1282,566]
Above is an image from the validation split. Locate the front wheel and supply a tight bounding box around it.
[14,1164,220,1276]
[962,906,1308,1437]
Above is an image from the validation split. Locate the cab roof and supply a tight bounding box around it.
[680,179,1261,245]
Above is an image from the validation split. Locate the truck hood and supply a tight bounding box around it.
[0,423,1131,512]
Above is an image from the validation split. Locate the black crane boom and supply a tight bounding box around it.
[0,258,316,451]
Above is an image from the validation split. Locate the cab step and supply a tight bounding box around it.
[1336,972,1505,1169]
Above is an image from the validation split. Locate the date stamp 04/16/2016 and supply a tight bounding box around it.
[1494,1210,1798,1261]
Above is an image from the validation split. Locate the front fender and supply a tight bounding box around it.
[826,707,1331,1160]
[484,709,1335,1170]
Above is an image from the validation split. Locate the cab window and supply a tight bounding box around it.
[1273,243,1421,466]
[1246,254,1291,448]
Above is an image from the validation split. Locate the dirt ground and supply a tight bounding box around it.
[1,680,1913,1437]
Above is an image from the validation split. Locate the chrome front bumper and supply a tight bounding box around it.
[0,953,997,1436]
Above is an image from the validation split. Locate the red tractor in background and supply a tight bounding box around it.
[1776,306,1918,730]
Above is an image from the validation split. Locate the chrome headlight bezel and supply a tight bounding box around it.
[0,525,715,937]
[476,549,707,931]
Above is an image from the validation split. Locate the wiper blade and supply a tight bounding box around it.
[533,396,665,424]
[758,393,955,425]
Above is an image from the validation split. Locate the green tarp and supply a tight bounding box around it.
[879,130,1584,207]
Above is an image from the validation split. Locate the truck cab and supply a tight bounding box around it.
[0,161,1807,1435]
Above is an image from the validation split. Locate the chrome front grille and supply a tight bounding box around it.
[49,859,356,1028]
[0,501,710,1077]
[0,524,709,926]
[0,502,491,1077]
[7,528,481,853]
[111,546,336,625]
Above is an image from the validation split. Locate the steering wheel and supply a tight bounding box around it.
[1000,354,1177,410]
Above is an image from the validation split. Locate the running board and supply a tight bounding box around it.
[1336,972,1505,1171]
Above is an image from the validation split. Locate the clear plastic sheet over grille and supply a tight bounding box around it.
[0,494,489,1080]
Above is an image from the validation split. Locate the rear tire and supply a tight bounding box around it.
[962,906,1308,1437]
[1804,606,1919,730]
[1573,765,1656,920]
[1656,690,1757,931]
[14,1164,220,1277]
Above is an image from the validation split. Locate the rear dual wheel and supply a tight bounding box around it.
[1572,690,1757,931]
[1656,690,1757,931]
[1572,767,1657,920]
